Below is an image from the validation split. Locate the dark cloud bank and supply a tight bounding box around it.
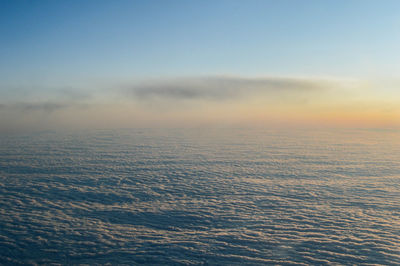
[127,76,333,100]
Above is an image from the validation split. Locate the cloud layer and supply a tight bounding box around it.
[1,129,399,264]
[127,76,336,101]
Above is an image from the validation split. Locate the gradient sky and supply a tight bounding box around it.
[1,0,400,131]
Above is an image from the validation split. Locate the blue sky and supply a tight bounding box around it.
[1,0,400,131]
[1,0,400,87]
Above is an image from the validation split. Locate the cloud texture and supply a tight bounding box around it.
[1,129,399,264]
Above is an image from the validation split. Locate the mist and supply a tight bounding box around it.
[0,76,398,133]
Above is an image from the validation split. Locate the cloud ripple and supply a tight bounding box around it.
[0,129,399,264]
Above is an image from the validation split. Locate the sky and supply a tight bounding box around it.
[1,0,400,132]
